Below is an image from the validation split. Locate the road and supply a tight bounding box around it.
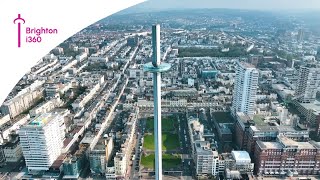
[172,113,193,180]
[130,118,146,180]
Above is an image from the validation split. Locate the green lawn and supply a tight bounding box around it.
[143,133,180,151]
[212,112,234,123]
[146,116,178,132]
[141,154,181,169]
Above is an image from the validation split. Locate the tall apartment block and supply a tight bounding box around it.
[295,66,320,103]
[297,29,304,42]
[19,112,66,173]
[232,61,259,116]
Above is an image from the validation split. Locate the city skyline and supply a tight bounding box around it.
[0,5,320,180]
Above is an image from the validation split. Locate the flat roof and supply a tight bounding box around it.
[236,112,251,123]
[231,151,251,162]
[29,113,53,126]
[300,100,320,115]
[279,136,315,149]
[239,61,255,68]
[195,141,217,155]
[257,141,283,149]
[253,115,266,126]
[28,109,68,127]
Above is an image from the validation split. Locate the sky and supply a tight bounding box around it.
[125,0,320,13]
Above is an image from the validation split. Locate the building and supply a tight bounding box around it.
[19,111,67,173]
[29,98,62,117]
[254,135,320,177]
[0,146,5,163]
[0,114,30,144]
[234,112,255,150]
[127,36,139,47]
[52,47,64,54]
[62,146,87,179]
[201,69,219,79]
[1,86,44,119]
[247,125,309,155]
[114,152,126,177]
[217,123,233,143]
[295,66,320,103]
[44,82,71,98]
[2,134,23,162]
[105,137,114,162]
[114,110,138,178]
[293,100,320,127]
[248,55,262,67]
[188,116,219,178]
[234,112,309,155]
[194,141,219,177]
[219,151,254,175]
[89,144,106,174]
[232,61,259,116]
[88,54,108,63]
[297,29,304,42]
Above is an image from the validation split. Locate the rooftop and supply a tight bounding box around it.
[195,141,217,156]
[278,135,315,149]
[257,141,283,149]
[300,100,320,115]
[27,109,68,127]
[28,113,53,126]
[231,151,251,162]
[252,115,266,126]
[239,61,255,69]
[236,112,253,124]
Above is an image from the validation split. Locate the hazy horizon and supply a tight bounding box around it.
[121,0,320,14]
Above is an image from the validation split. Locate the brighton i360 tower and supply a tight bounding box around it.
[143,25,171,180]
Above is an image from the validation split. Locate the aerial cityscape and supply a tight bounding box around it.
[1,3,320,180]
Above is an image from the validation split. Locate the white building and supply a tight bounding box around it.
[232,61,259,115]
[219,151,254,177]
[105,137,113,162]
[295,66,320,103]
[194,141,219,176]
[1,83,44,119]
[76,52,88,62]
[19,111,67,173]
[88,54,108,63]
[0,114,30,144]
[29,98,62,117]
[188,116,219,177]
[114,153,126,177]
[230,151,254,173]
[188,78,195,87]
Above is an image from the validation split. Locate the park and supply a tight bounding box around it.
[141,116,182,170]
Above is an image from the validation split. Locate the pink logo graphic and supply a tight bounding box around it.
[13,14,25,48]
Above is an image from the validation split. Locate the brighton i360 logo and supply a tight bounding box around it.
[13,14,59,48]
[13,14,25,48]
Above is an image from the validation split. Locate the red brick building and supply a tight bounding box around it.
[254,135,320,177]
[234,112,254,150]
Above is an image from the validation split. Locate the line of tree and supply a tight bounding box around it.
[178,46,248,58]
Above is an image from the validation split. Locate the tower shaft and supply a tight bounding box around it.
[153,72,162,180]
